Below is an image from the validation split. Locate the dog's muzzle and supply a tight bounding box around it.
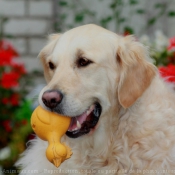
[66,103,102,138]
[41,90,102,138]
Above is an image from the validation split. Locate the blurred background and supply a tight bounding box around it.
[0,0,175,174]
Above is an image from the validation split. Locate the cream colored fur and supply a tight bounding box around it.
[16,24,175,175]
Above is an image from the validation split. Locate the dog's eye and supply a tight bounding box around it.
[77,57,92,67]
[48,62,55,70]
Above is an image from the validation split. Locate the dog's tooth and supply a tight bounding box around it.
[86,109,91,116]
[77,120,81,129]
[86,105,95,116]
[73,127,78,131]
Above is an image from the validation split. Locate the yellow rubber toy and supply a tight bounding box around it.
[31,106,72,167]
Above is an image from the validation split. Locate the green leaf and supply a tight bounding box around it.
[106,16,112,22]
[110,0,123,8]
[60,14,67,20]
[130,0,138,5]
[4,34,14,39]
[14,100,32,121]
[124,26,134,34]
[119,18,126,23]
[101,16,112,23]
[100,16,112,28]
[117,0,123,5]
[110,3,117,9]
[168,11,175,17]
[136,9,145,14]
[74,13,84,23]
[154,3,163,8]
[148,18,156,25]
[59,1,68,6]
[84,10,96,17]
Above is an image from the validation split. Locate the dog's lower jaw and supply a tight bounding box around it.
[66,103,102,138]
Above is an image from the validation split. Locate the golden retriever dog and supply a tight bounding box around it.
[16,24,175,175]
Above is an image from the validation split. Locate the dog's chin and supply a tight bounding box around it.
[65,103,102,138]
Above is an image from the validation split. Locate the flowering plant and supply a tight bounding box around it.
[0,40,25,133]
[139,31,175,83]
[0,40,32,170]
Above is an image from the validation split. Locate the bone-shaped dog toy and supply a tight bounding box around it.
[31,106,72,167]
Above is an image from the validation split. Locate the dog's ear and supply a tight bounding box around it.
[39,34,61,82]
[117,35,156,108]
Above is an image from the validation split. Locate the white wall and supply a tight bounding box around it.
[0,0,53,72]
[58,0,175,37]
[0,0,175,71]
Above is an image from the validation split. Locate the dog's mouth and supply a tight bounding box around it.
[66,103,102,138]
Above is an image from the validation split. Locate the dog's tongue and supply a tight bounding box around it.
[68,105,95,131]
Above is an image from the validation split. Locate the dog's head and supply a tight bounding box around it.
[38,24,156,139]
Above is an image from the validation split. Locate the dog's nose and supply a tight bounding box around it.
[42,90,63,109]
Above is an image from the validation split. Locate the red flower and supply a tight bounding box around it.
[0,40,19,57]
[0,71,21,89]
[2,94,19,106]
[2,120,12,132]
[2,98,9,105]
[0,40,19,67]
[167,37,175,64]
[168,37,175,51]
[159,64,175,82]
[10,93,19,106]
[123,31,130,36]
[0,50,13,66]
[123,27,133,36]
[11,62,26,75]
